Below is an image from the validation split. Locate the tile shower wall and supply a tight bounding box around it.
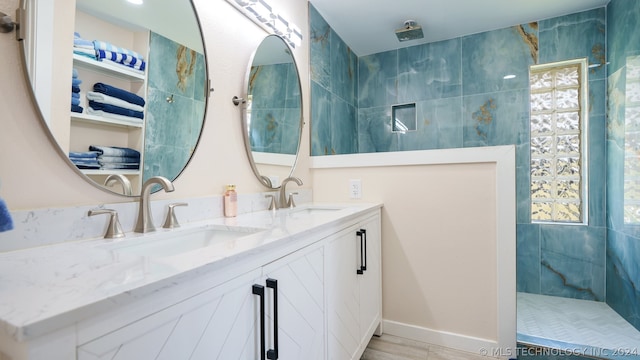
[606,0,640,332]
[309,4,358,155]
[310,7,608,301]
[144,32,206,184]
[249,62,302,154]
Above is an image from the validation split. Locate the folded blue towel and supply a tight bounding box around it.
[69,151,100,159]
[71,97,80,106]
[93,40,144,61]
[89,145,140,158]
[73,48,97,60]
[96,49,146,71]
[74,163,101,170]
[88,101,143,120]
[0,198,13,233]
[98,156,139,164]
[71,104,84,113]
[72,78,82,87]
[72,68,79,78]
[70,158,100,165]
[72,92,80,99]
[101,163,140,170]
[93,83,145,107]
[72,85,81,93]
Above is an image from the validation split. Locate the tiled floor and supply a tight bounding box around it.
[361,334,495,360]
[517,292,640,359]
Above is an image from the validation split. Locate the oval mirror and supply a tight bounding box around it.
[18,0,209,196]
[240,34,303,189]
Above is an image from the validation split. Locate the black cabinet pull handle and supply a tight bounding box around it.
[357,230,364,275]
[361,229,367,272]
[253,284,266,360]
[266,278,279,359]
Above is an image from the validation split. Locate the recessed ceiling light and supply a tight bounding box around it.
[127,0,143,5]
[503,74,516,80]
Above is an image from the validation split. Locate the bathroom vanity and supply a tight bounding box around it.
[0,203,382,360]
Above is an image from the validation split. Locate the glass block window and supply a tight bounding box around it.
[529,59,588,224]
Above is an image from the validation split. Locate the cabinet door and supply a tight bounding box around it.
[326,214,382,360]
[77,269,262,360]
[261,244,325,360]
[326,227,361,360]
[358,217,382,343]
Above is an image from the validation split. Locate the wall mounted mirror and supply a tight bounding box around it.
[239,34,303,188]
[18,0,209,196]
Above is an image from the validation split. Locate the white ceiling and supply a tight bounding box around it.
[309,0,610,56]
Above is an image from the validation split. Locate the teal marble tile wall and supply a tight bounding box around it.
[310,4,358,155]
[310,7,608,302]
[248,63,301,154]
[606,0,640,332]
[144,32,205,184]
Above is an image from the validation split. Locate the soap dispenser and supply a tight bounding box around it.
[224,184,238,217]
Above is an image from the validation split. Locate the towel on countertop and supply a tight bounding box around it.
[93,40,144,61]
[89,145,140,158]
[85,108,142,123]
[96,49,146,72]
[0,197,13,233]
[86,91,144,112]
[71,104,84,113]
[88,101,143,120]
[93,83,145,107]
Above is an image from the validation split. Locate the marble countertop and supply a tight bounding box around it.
[0,202,382,342]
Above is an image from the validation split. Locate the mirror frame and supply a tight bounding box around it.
[240,34,304,189]
[15,0,211,197]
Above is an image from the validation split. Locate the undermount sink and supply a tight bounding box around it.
[288,206,344,216]
[107,225,263,258]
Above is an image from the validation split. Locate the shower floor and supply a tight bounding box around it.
[517,292,640,359]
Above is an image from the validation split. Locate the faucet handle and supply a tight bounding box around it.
[265,194,277,211]
[88,209,125,239]
[287,192,299,208]
[163,202,188,229]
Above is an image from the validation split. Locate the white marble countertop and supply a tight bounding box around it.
[0,202,381,342]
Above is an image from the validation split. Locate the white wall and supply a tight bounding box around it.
[311,147,516,354]
[0,0,311,210]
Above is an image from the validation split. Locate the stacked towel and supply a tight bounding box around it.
[89,145,140,170]
[94,40,146,72]
[0,197,13,233]
[68,151,100,169]
[73,32,97,60]
[71,67,84,114]
[87,83,145,122]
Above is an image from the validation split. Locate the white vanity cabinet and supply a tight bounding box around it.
[326,215,382,360]
[76,242,325,360]
[0,205,381,360]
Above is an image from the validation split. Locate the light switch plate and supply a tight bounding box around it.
[349,179,362,199]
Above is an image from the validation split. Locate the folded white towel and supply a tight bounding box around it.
[86,91,145,112]
[86,107,143,123]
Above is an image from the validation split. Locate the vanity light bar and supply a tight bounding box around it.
[227,0,303,48]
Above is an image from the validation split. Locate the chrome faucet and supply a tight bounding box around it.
[134,176,175,233]
[279,177,303,208]
[104,174,132,196]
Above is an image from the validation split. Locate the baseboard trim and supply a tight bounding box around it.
[382,319,502,357]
